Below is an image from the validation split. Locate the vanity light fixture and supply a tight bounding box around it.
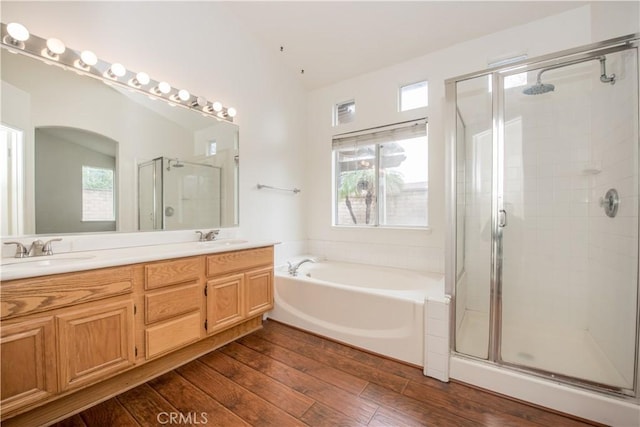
[4,22,29,49]
[129,71,150,88]
[105,62,126,80]
[0,22,236,122]
[75,50,98,70]
[43,37,65,60]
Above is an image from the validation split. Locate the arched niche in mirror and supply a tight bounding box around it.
[35,126,118,234]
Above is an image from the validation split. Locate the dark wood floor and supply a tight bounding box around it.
[52,320,594,427]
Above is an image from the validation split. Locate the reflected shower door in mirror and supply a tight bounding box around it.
[139,157,227,231]
[0,49,239,237]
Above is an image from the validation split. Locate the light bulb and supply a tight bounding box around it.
[7,23,29,42]
[106,63,126,79]
[178,89,190,101]
[78,50,98,69]
[45,38,65,56]
[130,72,149,87]
[135,72,150,86]
[153,81,171,95]
[191,96,207,108]
[227,107,237,118]
[212,101,223,112]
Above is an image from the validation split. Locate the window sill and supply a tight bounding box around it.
[331,225,432,234]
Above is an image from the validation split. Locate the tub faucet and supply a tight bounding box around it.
[287,258,315,276]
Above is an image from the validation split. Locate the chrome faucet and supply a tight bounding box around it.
[287,258,316,276]
[204,230,220,241]
[4,241,28,258]
[4,238,62,258]
[195,230,220,242]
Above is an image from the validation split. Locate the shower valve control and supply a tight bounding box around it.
[599,188,619,218]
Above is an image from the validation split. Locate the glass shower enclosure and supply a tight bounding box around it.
[446,34,639,396]
[138,157,221,230]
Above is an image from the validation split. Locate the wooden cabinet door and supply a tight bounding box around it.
[245,267,273,317]
[1,317,57,413]
[206,273,244,334]
[57,300,135,391]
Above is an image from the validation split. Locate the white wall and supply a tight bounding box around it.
[306,5,598,273]
[0,1,308,262]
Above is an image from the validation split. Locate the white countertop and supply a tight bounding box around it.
[1,239,278,281]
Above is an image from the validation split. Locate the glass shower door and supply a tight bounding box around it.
[453,75,493,360]
[499,48,639,391]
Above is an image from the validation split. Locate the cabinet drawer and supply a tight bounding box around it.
[145,283,201,325]
[145,257,201,290]
[206,247,273,277]
[145,312,201,359]
[1,266,133,319]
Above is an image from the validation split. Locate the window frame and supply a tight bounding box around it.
[332,118,429,229]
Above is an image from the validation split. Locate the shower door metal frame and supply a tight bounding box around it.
[445,33,640,399]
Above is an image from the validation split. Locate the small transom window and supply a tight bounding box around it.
[399,81,428,111]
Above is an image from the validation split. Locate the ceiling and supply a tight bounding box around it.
[224,1,589,90]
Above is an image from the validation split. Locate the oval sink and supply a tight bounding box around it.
[1,255,96,268]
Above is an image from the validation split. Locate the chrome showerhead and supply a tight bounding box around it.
[523,82,555,95]
[166,159,184,171]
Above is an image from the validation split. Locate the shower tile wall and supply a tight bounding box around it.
[587,50,638,385]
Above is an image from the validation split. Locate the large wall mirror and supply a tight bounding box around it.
[1,48,239,237]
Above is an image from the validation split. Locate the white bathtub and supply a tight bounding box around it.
[269,259,445,366]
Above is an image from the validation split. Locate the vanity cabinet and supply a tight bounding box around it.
[0,265,135,413]
[0,245,274,425]
[0,316,57,413]
[206,247,274,334]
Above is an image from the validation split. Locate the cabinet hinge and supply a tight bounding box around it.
[135,346,138,357]
[204,319,208,331]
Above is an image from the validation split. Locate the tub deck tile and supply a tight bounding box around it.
[49,320,596,427]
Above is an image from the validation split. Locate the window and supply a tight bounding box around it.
[333,119,428,227]
[207,139,217,156]
[334,100,356,126]
[82,166,115,221]
[488,72,527,91]
[399,81,428,111]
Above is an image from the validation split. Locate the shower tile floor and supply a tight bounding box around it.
[456,310,630,389]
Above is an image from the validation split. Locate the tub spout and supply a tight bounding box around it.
[287,258,316,276]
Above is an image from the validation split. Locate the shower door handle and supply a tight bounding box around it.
[498,209,507,227]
